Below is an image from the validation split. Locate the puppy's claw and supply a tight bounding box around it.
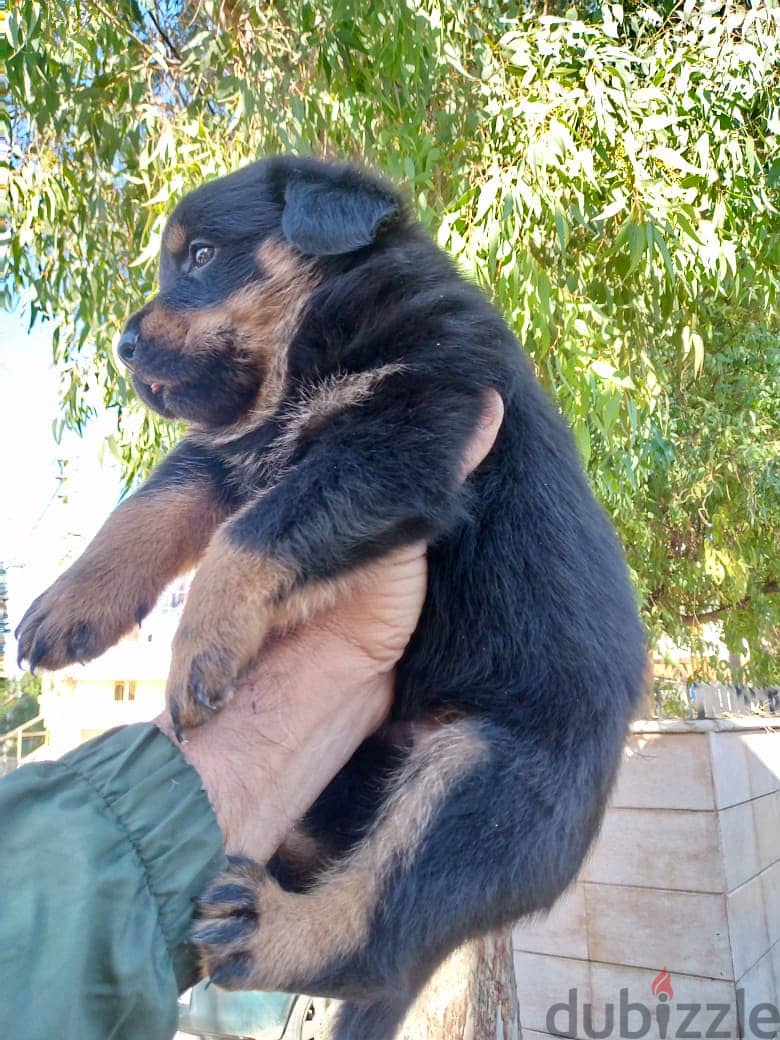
[194,685,219,712]
[195,881,257,913]
[194,858,271,991]
[72,622,93,662]
[171,703,185,744]
[28,637,48,673]
[208,953,253,988]
[189,654,231,715]
[191,915,256,948]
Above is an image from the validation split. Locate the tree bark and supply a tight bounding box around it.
[397,931,521,1040]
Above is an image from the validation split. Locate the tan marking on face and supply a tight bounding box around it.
[262,364,407,478]
[230,239,317,423]
[191,239,318,442]
[198,721,488,992]
[139,303,191,349]
[138,239,316,435]
[165,220,187,255]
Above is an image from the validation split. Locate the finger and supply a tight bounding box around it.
[459,390,504,480]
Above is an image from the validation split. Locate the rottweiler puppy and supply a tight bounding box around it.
[17,156,646,1039]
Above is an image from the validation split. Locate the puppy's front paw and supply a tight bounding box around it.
[163,546,286,737]
[166,635,238,737]
[15,574,139,671]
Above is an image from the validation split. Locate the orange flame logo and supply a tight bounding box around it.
[652,969,673,1001]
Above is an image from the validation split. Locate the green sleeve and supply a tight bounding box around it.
[0,722,227,1040]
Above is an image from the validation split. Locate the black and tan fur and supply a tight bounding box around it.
[17,156,646,1040]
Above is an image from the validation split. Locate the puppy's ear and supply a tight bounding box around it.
[281,173,399,256]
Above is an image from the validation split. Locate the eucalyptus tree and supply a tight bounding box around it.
[7,0,780,680]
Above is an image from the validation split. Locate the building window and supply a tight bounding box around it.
[114,681,137,702]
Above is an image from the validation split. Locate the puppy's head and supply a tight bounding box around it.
[118,157,403,428]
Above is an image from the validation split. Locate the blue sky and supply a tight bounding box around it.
[0,310,122,674]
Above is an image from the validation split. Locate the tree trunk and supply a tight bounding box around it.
[397,931,521,1040]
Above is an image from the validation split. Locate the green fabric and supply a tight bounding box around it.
[0,723,227,1040]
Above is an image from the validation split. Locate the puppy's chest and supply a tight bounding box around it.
[215,369,397,503]
[219,437,281,503]
[216,411,313,503]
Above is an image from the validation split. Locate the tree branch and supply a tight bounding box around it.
[91,0,154,56]
[148,3,182,63]
[679,581,779,627]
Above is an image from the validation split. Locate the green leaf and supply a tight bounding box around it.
[554,208,570,253]
[675,209,705,246]
[573,421,591,466]
[592,193,626,223]
[628,221,646,272]
[651,146,701,176]
[652,227,675,284]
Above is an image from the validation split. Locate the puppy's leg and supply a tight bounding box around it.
[15,440,235,670]
[165,371,487,728]
[164,535,347,731]
[193,720,488,996]
[194,718,594,1007]
[326,996,414,1040]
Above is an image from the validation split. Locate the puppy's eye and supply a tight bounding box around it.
[189,243,215,270]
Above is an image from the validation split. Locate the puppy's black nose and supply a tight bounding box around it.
[117,329,139,368]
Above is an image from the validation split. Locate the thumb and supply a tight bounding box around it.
[459,390,504,481]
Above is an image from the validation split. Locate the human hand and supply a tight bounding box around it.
[156,391,504,859]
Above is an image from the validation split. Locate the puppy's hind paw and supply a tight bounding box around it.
[193,856,269,990]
